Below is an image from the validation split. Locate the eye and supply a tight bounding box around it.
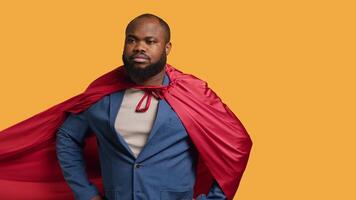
[146,40,156,45]
[126,38,135,43]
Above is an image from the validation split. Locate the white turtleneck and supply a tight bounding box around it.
[114,88,159,158]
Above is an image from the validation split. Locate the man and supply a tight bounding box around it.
[57,14,230,200]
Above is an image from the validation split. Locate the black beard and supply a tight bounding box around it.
[122,52,167,82]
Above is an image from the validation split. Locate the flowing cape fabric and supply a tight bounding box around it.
[0,64,252,200]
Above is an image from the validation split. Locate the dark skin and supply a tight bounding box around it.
[90,17,172,200]
[123,17,171,86]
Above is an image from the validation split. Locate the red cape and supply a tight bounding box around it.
[0,64,252,200]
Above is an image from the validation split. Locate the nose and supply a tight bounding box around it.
[133,41,147,53]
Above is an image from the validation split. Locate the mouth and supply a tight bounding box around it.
[130,54,149,63]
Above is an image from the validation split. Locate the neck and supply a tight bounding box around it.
[130,68,166,86]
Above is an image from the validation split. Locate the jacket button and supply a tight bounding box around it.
[134,163,143,169]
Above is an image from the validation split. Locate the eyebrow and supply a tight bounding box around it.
[126,34,157,40]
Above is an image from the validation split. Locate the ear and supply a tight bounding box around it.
[165,42,172,55]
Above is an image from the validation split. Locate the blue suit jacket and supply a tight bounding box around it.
[56,74,226,200]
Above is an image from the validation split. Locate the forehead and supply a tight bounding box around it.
[126,18,165,39]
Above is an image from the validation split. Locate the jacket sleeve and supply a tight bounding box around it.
[196,180,227,200]
[56,112,99,200]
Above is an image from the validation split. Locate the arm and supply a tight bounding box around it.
[56,112,100,200]
[196,180,226,200]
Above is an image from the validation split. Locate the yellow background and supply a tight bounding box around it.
[1,0,355,199]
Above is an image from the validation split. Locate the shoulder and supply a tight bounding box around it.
[87,90,125,113]
[167,64,223,105]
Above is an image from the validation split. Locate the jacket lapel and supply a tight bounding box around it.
[136,99,171,162]
[109,91,136,158]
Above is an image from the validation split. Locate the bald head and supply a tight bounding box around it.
[122,13,172,83]
[125,13,171,43]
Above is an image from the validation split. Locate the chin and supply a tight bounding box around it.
[132,62,150,69]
